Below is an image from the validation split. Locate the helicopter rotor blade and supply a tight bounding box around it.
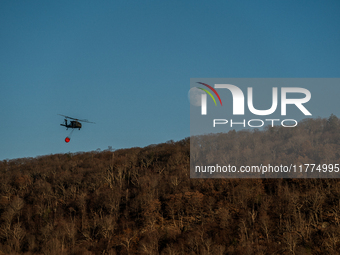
[58,114,95,124]
[77,119,95,124]
[58,114,78,121]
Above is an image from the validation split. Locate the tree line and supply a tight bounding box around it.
[0,115,340,254]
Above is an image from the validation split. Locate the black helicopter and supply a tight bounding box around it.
[58,114,95,130]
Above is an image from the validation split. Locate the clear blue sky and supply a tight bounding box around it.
[1,0,339,160]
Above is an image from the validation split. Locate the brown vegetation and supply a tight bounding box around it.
[1,116,340,254]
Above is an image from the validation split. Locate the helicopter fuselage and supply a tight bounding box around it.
[60,120,82,130]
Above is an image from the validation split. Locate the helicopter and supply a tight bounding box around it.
[58,114,95,143]
[58,114,95,130]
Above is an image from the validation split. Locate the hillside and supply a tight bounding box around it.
[1,116,340,254]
